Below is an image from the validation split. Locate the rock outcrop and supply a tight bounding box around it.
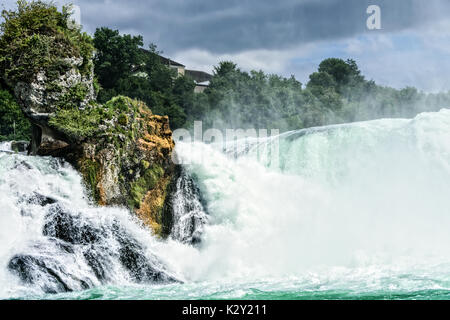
[0,2,176,236]
[21,91,175,236]
[58,96,175,235]
[23,91,174,237]
[14,57,97,155]
[11,141,30,153]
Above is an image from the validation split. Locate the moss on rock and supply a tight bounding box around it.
[48,107,102,140]
[78,158,101,202]
[129,165,164,209]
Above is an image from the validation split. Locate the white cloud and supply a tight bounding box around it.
[338,20,450,92]
[172,24,450,93]
[172,44,317,75]
[345,34,394,55]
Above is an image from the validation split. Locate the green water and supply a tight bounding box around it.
[28,283,450,300]
[18,264,450,300]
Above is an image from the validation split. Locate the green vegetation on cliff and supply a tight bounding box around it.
[129,164,164,210]
[0,0,94,85]
[48,95,147,141]
[48,106,101,140]
[78,158,101,202]
[0,0,97,142]
[0,85,31,141]
[92,27,192,130]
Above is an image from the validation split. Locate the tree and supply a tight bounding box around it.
[312,58,365,96]
[0,86,30,141]
[213,61,238,77]
[173,75,196,116]
[307,72,337,93]
[93,27,145,91]
[0,0,94,86]
[318,58,353,88]
[92,28,191,129]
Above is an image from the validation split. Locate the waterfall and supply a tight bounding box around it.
[1,108,450,299]
[167,168,208,245]
[171,109,450,280]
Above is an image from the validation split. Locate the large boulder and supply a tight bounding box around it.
[14,57,96,120]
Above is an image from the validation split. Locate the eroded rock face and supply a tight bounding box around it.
[8,55,97,155]
[14,57,95,119]
[27,95,176,236]
[27,94,175,236]
[3,46,175,236]
[63,97,176,235]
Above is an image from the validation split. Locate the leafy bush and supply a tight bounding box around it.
[0,0,94,85]
[93,27,189,130]
[0,87,31,141]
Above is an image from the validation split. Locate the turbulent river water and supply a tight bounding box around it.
[1,109,450,300]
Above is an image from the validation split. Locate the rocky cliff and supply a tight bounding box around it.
[0,1,175,236]
[53,96,176,236]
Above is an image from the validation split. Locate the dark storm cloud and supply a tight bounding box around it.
[1,0,450,91]
[61,0,449,55]
[2,0,449,55]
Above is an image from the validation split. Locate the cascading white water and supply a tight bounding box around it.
[0,152,180,299]
[1,109,450,299]
[165,108,450,282]
[169,168,208,244]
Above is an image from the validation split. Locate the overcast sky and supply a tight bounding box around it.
[2,0,450,92]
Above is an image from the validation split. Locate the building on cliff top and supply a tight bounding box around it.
[158,55,186,77]
[138,49,213,93]
[159,56,213,93]
[185,70,212,93]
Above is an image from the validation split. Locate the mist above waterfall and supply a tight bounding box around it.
[170,108,450,280]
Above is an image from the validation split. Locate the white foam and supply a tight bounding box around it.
[163,109,450,281]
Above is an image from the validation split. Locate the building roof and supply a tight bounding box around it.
[185,70,213,83]
[139,49,214,86]
[158,55,185,67]
[139,48,185,67]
